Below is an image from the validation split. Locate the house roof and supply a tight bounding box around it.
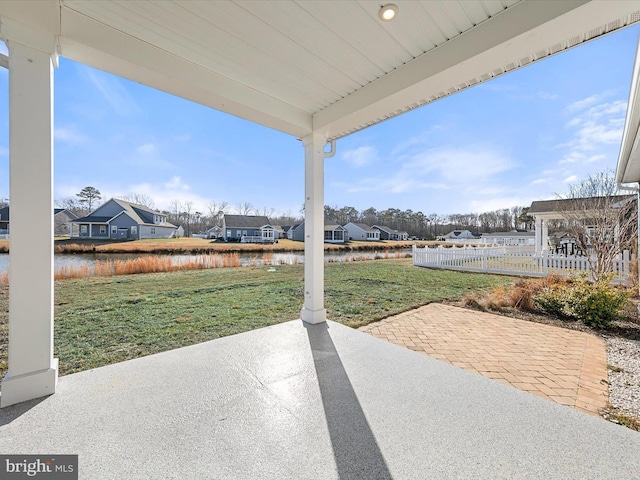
[443,230,476,238]
[2,2,638,142]
[348,223,377,233]
[54,208,78,219]
[325,224,346,231]
[223,215,271,229]
[481,231,535,237]
[73,199,176,228]
[72,215,112,223]
[372,225,408,235]
[528,195,634,215]
[372,225,394,234]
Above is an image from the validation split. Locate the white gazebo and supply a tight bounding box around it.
[2,1,640,407]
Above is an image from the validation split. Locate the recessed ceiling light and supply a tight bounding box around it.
[379,4,398,22]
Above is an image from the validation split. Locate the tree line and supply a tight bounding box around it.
[52,186,535,239]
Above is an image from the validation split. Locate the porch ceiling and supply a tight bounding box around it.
[1,1,640,141]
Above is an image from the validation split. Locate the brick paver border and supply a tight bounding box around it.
[359,303,609,416]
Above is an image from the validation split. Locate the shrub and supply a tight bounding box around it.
[535,285,570,318]
[535,273,630,328]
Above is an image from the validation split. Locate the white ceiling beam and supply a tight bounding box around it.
[617,33,640,184]
[59,7,313,138]
[313,0,640,140]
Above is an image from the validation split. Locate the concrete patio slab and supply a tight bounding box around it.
[1,320,639,479]
[361,303,609,416]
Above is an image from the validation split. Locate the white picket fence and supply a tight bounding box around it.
[412,245,633,284]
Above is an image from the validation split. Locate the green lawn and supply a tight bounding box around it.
[0,259,513,378]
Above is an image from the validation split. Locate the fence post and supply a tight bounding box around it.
[482,247,487,272]
[543,249,548,276]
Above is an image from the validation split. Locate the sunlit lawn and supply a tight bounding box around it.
[0,258,513,379]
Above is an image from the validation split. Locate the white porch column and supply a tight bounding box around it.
[300,133,327,324]
[1,35,57,407]
[542,219,549,253]
[534,217,542,255]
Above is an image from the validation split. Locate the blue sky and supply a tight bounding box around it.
[1,24,639,217]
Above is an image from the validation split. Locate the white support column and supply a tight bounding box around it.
[542,219,549,253]
[1,39,57,407]
[534,217,542,255]
[300,133,327,324]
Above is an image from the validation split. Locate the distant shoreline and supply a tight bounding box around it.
[0,238,432,255]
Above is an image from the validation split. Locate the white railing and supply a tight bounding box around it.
[241,235,274,244]
[413,245,633,284]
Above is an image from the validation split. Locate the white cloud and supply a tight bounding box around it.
[342,145,377,167]
[554,96,626,174]
[136,143,157,155]
[80,177,213,212]
[537,91,558,100]
[567,94,600,112]
[81,65,141,116]
[563,175,578,183]
[127,142,174,169]
[559,151,585,164]
[336,146,514,196]
[530,178,546,185]
[55,126,88,145]
[164,176,190,191]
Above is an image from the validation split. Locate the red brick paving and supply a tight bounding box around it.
[359,303,609,416]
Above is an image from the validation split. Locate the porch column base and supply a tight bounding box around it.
[300,307,327,325]
[1,358,58,408]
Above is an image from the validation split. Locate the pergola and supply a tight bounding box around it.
[2,0,640,407]
[528,196,634,255]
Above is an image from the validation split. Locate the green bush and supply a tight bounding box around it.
[535,285,569,318]
[535,274,630,328]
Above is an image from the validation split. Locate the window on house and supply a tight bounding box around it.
[111,225,117,234]
[131,226,138,235]
[227,230,232,237]
[99,226,107,234]
[324,231,332,240]
[242,230,247,236]
[151,227,156,234]
[80,225,87,234]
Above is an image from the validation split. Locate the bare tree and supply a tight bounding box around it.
[235,202,254,216]
[207,201,228,226]
[56,197,86,217]
[119,193,155,209]
[559,170,637,281]
[182,201,194,237]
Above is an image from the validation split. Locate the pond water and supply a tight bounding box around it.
[0,249,412,274]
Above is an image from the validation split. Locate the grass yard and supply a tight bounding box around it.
[0,258,512,379]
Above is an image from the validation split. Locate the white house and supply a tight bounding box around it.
[481,230,535,245]
[438,230,481,243]
[343,222,380,241]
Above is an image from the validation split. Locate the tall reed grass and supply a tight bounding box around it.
[0,249,412,284]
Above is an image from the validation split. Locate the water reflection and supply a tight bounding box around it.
[0,249,412,274]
